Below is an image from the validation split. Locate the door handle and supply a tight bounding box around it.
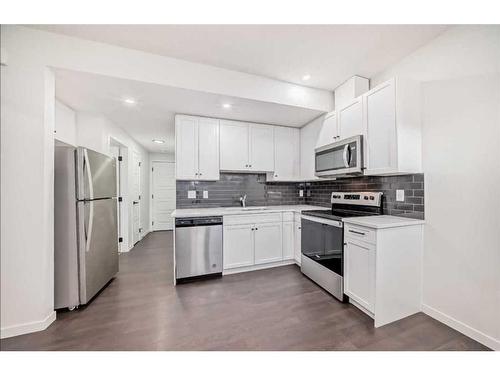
[343,144,350,168]
[84,201,94,253]
[348,229,365,235]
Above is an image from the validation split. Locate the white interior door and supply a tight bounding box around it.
[152,161,176,231]
[131,150,141,245]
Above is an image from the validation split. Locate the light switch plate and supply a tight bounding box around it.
[396,189,405,202]
[187,190,196,199]
[203,190,208,199]
[299,190,304,197]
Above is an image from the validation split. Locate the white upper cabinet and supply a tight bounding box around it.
[337,97,364,140]
[197,117,220,180]
[363,78,422,175]
[175,115,220,180]
[219,120,249,171]
[220,121,274,172]
[249,124,274,172]
[269,126,300,181]
[316,111,338,148]
[175,115,198,180]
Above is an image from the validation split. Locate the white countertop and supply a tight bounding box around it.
[171,205,327,218]
[342,215,425,229]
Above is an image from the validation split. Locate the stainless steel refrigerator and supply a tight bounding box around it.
[54,145,119,309]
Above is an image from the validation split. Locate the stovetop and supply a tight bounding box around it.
[301,209,380,221]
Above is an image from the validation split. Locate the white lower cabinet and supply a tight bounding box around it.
[282,221,295,260]
[222,211,308,273]
[254,222,283,264]
[344,239,375,313]
[223,214,285,272]
[343,222,424,327]
[223,224,254,269]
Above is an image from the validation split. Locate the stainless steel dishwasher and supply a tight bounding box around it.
[174,216,223,283]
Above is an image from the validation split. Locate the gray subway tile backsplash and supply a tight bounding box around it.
[177,173,425,220]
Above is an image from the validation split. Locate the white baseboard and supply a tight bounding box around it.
[223,259,295,275]
[422,304,499,350]
[1,311,56,339]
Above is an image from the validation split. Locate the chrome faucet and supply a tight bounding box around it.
[240,194,247,208]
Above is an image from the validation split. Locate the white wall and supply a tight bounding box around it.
[55,100,77,146]
[75,112,151,249]
[1,64,56,338]
[150,152,175,162]
[371,25,500,349]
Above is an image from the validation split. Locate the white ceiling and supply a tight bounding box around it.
[36,25,447,90]
[55,69,324,153]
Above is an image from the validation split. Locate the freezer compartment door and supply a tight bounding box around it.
[76,147,117,200]
[77,198,119,304]
[175,225,223,279]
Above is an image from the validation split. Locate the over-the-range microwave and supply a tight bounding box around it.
[315,135,363,177]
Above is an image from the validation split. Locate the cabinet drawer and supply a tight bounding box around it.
[344,224,376,244]
[282,212,294,222]
[224,212,282,226]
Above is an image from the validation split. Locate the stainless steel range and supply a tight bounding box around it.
[300,192,383,301]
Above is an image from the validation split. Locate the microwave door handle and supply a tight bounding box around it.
[343,144,350,167]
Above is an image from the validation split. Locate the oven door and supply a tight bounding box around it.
[301,216,344,276]
[315,135,363,177]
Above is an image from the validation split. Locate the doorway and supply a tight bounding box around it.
[131,150,142,245]
[151,161,176,231]
[109,137,128,252]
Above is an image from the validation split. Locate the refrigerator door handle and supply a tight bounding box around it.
[84,201,94,253]
[83,148,94,200]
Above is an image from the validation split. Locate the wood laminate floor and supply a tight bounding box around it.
[0,231,489,351]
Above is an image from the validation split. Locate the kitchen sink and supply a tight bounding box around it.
[225,207,270,211]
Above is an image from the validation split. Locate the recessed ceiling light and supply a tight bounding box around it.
[222,103,232,109]
[123,98,137,105]
[152,139,165,144]
[302,74,311,81]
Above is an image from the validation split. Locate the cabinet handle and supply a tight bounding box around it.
[348,229,366,235]
[249,164,252,167]
[255,227,258,231]
[199,173,202,176]
[274,174,278,177]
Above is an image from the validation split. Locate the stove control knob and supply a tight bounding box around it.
[364,196,369,200]
[370,196,375,200]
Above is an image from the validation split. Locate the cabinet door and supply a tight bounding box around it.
[282,221,294,260]
[316,111,338,148]
[220,120,249,171]
[197,118,220,180]
[364,79,397,175]
[294,220,302,264]
[338,97,363,140]
[223,224,254,269]
[254,222,282,264]
[175,115,198,180]
[272,126,300,181]
[249,124,274,172]
[344,239,375,313]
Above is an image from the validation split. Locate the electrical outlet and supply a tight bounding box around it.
[203,190,208,199]
[396,189,405,202]
[299,190,304,197]
[187,190,196,199]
